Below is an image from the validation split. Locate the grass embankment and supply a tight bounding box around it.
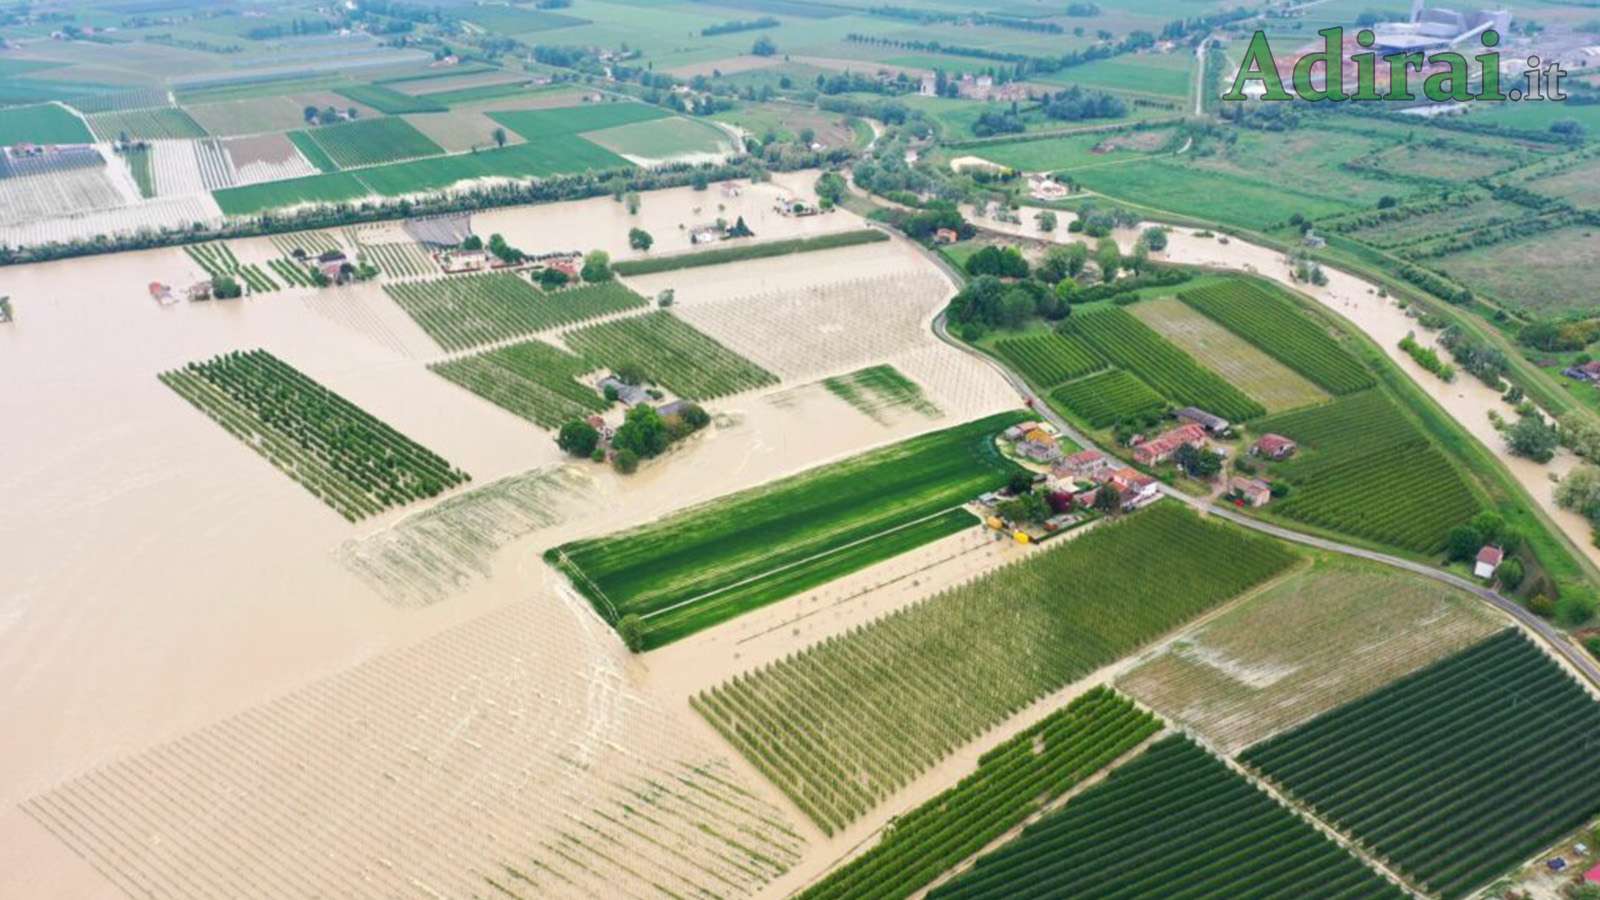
[612,229,888,276]
[692,503,1299,833]
[547,410,1030,649]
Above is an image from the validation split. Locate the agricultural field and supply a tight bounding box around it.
[360,241,435,278]
[488,102,671,140]
[0,102,94,145]
[933,736,1406,899]
[1071,157,1355,230]
[159,350,469,521]
[211,171,370,215]
[1049,368,1166,427]
[581,116,734,161]
[184,242,281,293]
[223,133,319,185]
[822,364,940,423]
[1431,226,1600,315]
[990,332,1105,388]
[185,96,315,136]
[1253,391,1484,555]
[694,504,1298,833]
[801,687,1160,900]
[562,310,779,400]
[294,116,444,169]
[124,145,154,198]
[0,160,126,226]
[350,137,629,194]
[1058,308,1266,421]
[612,229,889,275]
[1037,51,1195,98]
[969,129,1169,173]
[1242,630,1600,899]
[384,274,648,352]
[550,411,1027,649]
[1130,297,1327,413]
[400,108,520,152]
[1176,279,1375,395]
[430,338,608,429]
[1119,557,1502,754]
[86,107,207,142]
[332,83,446,114]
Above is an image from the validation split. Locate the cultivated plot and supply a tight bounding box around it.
[385,273,648,352]
[694,504,1298,834]
[551,410,1028,649]
[1177,278,1374,396]
[1131,297,1327,413]
[430,337,608,429]
[1242,630,1600,899]
[562,310,778,401]
[1119,558,1503,754]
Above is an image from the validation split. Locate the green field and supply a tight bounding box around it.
[385,275,648,352]
[0,102,94,145]
[612,229,888,275]
[430,338,607,429]
[425,81,564,107]
[582,115,731,159]
[332,84,446,114]
[561,310,778,401]
[1050,368,1166,428]
[1072,157,1354,230]
[801,688,1160,900]
[1059,307,1265,421]
[298,116,444,169]
[160,349,469,521]
[969,130,1163,172]
[693,504,1299,833]
[212,171,369,215]
[458,5,587,32]
[1243,630,1600,899]
[1037,52,1195,98]
[550,411,1029,649]
[1178,278,1375,395]
[489,102,670,140]
[1254,391,1483,554]
[351,136,629,194]
[935,736,1406,900]
[86,107,206,141]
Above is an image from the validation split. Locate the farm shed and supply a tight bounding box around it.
[403,213,473,249]
[1132,423,1208,467]
[1229,476,1272,508]
[1176,407,1230,434]
[1252,433,1298,460]
[597,376,649,407]
[1056,449,1110,479]
[1474,546,1503,580]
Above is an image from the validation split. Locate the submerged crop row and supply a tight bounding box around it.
[161,349,469,521]
[693,504,1298,834]
[385,274,648,352]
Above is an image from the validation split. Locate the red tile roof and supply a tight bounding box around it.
[1476,546,1504,567]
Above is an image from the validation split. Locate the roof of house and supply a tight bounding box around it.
[1176,406,1229,428]
[317,250,347,263]
[1136,423,1207,459]
[1112,467,1156,490]
[1255,433,1297,452]
[1230,475,1271,494]
[1023,428,1055,445]
[1585,863,1600,884]
[1063,449,1105,466]
[1476,546,1504,567]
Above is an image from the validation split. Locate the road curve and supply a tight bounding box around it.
[916,246,1600,688]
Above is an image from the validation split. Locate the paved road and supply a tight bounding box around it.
[918,246,1600,688]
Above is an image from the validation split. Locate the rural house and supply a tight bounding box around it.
[597,375,649,407]
[1252,433,1298,460]
[1229,476,1272,508]
[1107,467,1161,510]
[148,282,172,304]
[1175,407,1230,435]
[1474,546,1504,580]
[1563,360,1600,383]
[934,227,960,244]
[1132,423,1208,467]
[316,250,350,282]
[1055,448,1110,480]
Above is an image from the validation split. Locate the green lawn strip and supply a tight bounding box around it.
[212,172,370,216]
[548,411,1030,641]
[612,230,888,276]
[639,507,980,648]
[0,102,93,145]
[287,130,340,172]
[126,146,155,198]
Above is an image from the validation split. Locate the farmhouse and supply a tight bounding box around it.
[597,375,649,407]
[1252,433,1298,460]
[689,224,724,245]
[1176,407,1230,435]
[186,280,213,302]
[1229,476,1273,508]
[1563,361,1600,383]
[439,247,490,273]
[316,250,349,282]
[1133,423,1208,467]
[148,281,172,303]
[1056,448,1110,479]
[933,228,960,244]
[1003,421,1045,442]
[1108,467,1161,510]
[1474,545,1503,580]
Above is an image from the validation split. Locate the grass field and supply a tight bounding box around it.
[970,130,1166,172]
[332,84,446,114]
[1177,278,1376,395]
[800,687,1160,900]
[126,145,154,198]
[185,96,316,137]
[1119,557,1502,754]
[1059,307,1266,421]
[352,136,629,193]
[212,171,369,215]
[561,310,778,401]
[612,230,888,275]
[693,504,1298,833]
[430,338,607,429]
[1130,297,1327,413]
[488,102,670,140]
[1242,630,1600,898]
[297,116,444,169]
[550,410,1027,649]
[160,349,469,521]
[1049,368,1167,428]
[934,736,1406,899]
[1431,225,1600,315]
[86,107,206,141]
[581,116,732,159]
[1254,390,1483,555]
[385,275,649,352]
[1037,52,1195,98]
[0,102,94,145]
[1072,157,1354,230]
